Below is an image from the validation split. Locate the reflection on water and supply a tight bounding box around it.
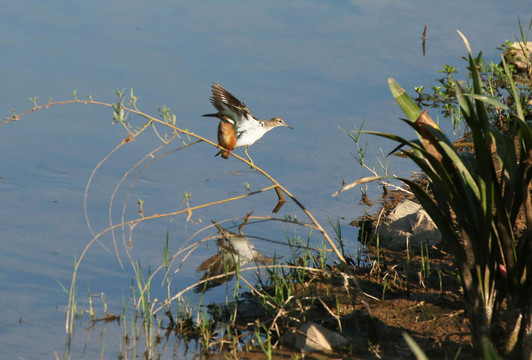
[195,212,273,292]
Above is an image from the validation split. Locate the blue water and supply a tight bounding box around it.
[1,0,530,358]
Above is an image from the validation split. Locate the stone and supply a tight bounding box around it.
[505,42,532,73]
[377,200,441,250]
[280,321,349,352]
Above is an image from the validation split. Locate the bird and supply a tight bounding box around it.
[203,82,293,163]
[195,212,273,292]
[216,112,237,159]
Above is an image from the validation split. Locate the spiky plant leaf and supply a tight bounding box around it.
[388,78,422,122]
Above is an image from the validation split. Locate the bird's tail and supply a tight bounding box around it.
[214,149,232,158]
[219,149,230,159]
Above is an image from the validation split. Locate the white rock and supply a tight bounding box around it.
[506,42,532,73]
[280,321,349,352]
[377,199,441,250]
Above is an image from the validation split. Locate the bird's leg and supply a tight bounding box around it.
[238,211,254,235]
[244,146,254,167]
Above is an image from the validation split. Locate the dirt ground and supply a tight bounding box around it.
[348,246,474,359]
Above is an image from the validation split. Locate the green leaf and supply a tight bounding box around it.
[500,55,525,122]
[388,78,422,122]
[464,94,510,111]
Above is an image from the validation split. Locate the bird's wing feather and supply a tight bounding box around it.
[210,83,251,116]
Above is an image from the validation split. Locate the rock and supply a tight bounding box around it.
[280,321,349,352]
[505,42,532,73]
[377,200,441,250]
[504,42,532,86]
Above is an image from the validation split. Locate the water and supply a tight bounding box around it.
[1,0,530,358]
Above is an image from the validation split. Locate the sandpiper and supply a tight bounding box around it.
[203,83,293,163]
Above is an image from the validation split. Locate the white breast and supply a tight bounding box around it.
[235,117,265,147]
